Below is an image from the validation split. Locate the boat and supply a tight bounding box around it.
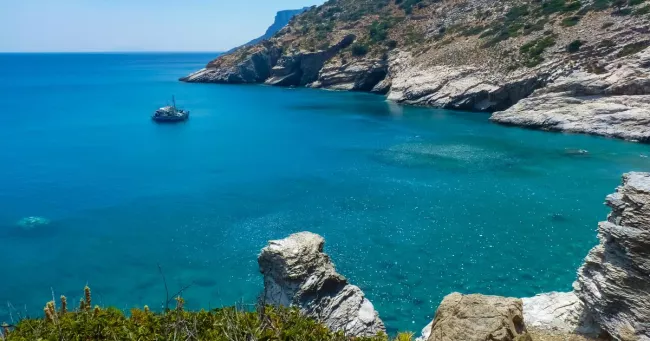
[152,96,189,123]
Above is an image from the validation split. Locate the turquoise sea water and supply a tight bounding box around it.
[1,53,649,333]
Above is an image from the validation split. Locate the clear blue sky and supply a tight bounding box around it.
[0,0,325,52]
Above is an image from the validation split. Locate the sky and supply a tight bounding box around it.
[0,0,326,52]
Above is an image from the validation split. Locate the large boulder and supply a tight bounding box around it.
[574,172,650,341]
[258,232,385,337]
[425,293,529,341]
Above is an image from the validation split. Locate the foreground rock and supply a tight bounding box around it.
[258,232,385,337]
[522,292,598,335]
[491,47,650,142]
[574,172,650,341]
[424,293,529,341]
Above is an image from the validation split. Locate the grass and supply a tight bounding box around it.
[1,287,416,341]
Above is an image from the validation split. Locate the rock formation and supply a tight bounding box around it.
[521,292,598,335]
[181,0,650,141]
[491,47,650,141]
[257,232,385,337]
[423,293,529,341]
[574,172,650,341]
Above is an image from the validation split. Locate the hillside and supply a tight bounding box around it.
[181,0,650,142]
[225,8,309,54]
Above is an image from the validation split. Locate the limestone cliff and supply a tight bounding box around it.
[226,8,310,54]
[574,172,650,341]
[182,0,650,141]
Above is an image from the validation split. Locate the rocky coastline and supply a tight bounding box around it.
[256,172,650,341]
[181,0,650,142]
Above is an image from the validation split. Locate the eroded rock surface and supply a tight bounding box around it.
[522,292,598,335]
[574,172,650,341]
[425,293,529,341]
[258,232,385,337]
[491,47,650,142]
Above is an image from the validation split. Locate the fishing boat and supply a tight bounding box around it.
[152,96,189,123]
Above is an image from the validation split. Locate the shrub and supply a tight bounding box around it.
[567,39,585,52]
[386,40,398,49]
[617,41,649,57]
[351,43,369,56]
[561,15,582,26]
[3,287,399,341]
[634,4,650,14]
[628,0,645,5]
[520,35,557,66]
[601,21,615,28]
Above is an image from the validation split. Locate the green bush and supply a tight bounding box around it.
[561,15,582,26]
[351,43,369,56]
[520,35,557,67]
[634,4,650,14]
[567,39,584,52]
[2,287,406,341]
[617,41,649,57]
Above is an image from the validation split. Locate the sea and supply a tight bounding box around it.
[1,53,649,333]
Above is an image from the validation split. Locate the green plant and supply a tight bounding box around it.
[520,35,557,67]
[634,4,650,14]
[599,39,617,48]
[617,41,649,57]
[351,43,369,56]
[561,15,582,26]
[601,21,615,28]
[3,287,399,341]
[567,39,584,52]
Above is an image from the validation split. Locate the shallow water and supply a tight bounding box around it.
[1,53,649,333]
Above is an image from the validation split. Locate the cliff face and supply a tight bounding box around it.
[182,0,650,141]
[574,172,650,341]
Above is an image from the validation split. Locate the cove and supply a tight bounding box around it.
[0,53,649,333]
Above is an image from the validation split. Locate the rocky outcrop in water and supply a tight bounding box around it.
[491,47,650,142]
[180,42,282,84]
[573,172,650,341]
[258,232,385,337]
[422,293,529,341]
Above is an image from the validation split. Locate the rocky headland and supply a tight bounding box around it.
[181,0,650,142]
[257,172,650,341]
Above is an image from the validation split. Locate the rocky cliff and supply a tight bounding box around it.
[258,232,385,337]
[182,0,650,141]
[574,172,650,341]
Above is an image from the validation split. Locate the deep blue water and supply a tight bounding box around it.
[1,53,649,333]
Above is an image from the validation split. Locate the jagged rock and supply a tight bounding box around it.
[258,232,385,337]
[225,8,308,54]
[386,52,547,112]
[425,293,529,341]
[522,292,599,335]
[265,35,356,87]
[181,43,282,83]
[574,172,650,341]
[312,59,387,91]
[491,47,650,142]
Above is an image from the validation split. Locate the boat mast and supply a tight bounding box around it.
[172,95,176,110]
